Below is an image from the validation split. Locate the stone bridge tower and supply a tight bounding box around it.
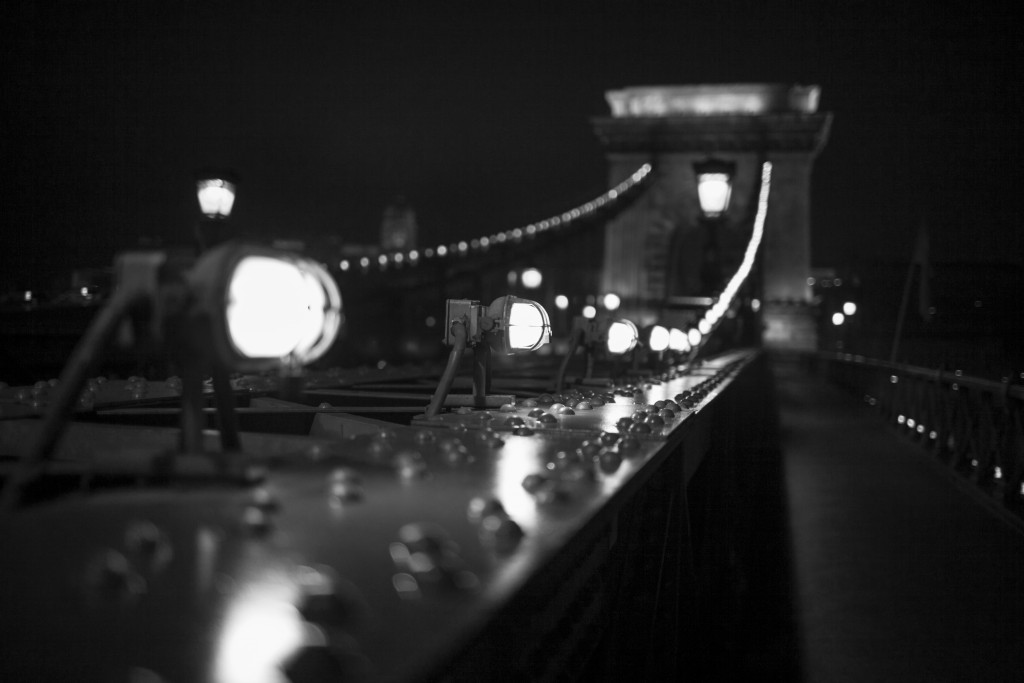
[592,84,831,350]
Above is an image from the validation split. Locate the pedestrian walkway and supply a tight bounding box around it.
[774,359,1024,682]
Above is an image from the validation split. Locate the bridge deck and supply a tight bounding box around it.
[774,358,1024,682]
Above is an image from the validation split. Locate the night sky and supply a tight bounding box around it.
[2,0,1021,292]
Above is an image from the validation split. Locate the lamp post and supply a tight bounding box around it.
[693,159,735,297]
[195,170,238,252]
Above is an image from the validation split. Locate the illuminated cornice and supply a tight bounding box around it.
[594,84,831,155]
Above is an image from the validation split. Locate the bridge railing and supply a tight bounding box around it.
[811,352,1024,520]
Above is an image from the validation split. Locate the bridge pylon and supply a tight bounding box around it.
[592,84,831,350]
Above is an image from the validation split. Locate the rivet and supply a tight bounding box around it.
[329,468,364,501]
[124,520,173,571]
[242,505,273,535]
[414,429,437,445]
[85,549,145,603]
[618,435,641,452]
[467,496,506,523]
[598,450,623,473]
[394,450,428,479]
[522,473,548,493]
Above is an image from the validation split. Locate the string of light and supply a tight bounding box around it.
[691,161,772,351]
[337,164,653,273]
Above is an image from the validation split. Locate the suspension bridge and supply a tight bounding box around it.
[0,84,1022,682]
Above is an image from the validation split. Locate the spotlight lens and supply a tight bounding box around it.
[507,301,551,350]
[606,320,638,354]
[648,325,670,352]
[669,328,687,352]
[226,255,341,364]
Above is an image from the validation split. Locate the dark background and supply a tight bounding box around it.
[2,0,1021,293]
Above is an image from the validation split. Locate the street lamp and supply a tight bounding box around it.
[693,158,735,219]
[195,170,239,251]
[693,159,735,297]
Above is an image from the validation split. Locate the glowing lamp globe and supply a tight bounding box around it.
[520,268,543,289]
[196,177,238,219]
[189,244,343,370]
[693,159,735,219]
[603,293,621,311]
[485,295,551,353]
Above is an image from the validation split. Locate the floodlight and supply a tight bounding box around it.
[2,241,344,509]
[555,315,638,391]
[426,296,551,417]
[188,244,343,371]
[646,325,671,353]
[668,328,687,353]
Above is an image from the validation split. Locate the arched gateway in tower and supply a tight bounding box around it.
[592,84,831,350]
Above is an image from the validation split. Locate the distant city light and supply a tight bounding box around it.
[554,295,569,310]
[751,298,761,312]
[806,277,816,286]
[582,305,597,319]
[832,312,845,326]
[602,293,621,310]
[521,268,543,289]
[339,260,350,271]
[843,301,857,316]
